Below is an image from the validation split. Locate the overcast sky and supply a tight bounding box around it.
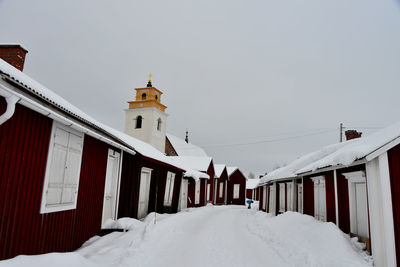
[1,0,400,175]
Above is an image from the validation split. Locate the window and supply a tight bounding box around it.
[155,95,158,100]
[297,183,303,213]
[40,122,84,214]
[207,184,211,201]
[233,184,240,199]
[286,182,293,211]
[219,182,223,198]
[135,116,142,129]
[157,118,162,131]
[312,176,326,221]
[164,172,175,206]
[141,93,147,100]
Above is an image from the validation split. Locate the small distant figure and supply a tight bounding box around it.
[247,199,253,209]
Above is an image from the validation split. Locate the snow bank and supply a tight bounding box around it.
[249,211,372,267]
[0,253,100,267]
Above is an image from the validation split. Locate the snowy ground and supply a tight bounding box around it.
[1,205,372,267]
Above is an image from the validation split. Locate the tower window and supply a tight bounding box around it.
[136,116,143,129]
[157,118,162,131]
[155,95,158,100]
[141,93,147,100]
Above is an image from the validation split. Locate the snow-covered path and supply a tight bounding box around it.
[1,206,372,267]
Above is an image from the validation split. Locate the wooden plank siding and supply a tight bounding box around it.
[117,152,183,219]
[0,99,114,259]
[227,170,246,205]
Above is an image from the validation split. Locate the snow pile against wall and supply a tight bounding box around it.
[298,121,400,173]
[166,134,208,157]
[250,212,372,267]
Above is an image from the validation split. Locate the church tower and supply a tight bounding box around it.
[124,74,168,153]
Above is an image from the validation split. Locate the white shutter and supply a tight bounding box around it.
[286,183,293,211]
[164,173,172,205]
[62,132,83,204]
[219,182,223,198]
[314,180,320,220]
[297,184,303,213]
[269,185,275,214]
[207,184,211,201]
[262,186,266,209]
[47,127,69,205]
[319,179,326,222]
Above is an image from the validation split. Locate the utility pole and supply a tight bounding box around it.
[340,123,343,143]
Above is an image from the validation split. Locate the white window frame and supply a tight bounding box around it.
[207,183,211,201]
[40,122,84,214]
[164,171,175,206]
[262,186,267,210]
[219,182,224,198]
[297,183,303,213]
[233,184,240,199]
[312,176,326,222]
[269,183,276,215]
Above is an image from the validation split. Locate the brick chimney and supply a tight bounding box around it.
[345,130,362,141]
[0,45,28,71]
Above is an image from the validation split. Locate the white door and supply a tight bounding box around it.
[207,184,211,201]
[297,184,303,213]
[179,179,188,211]
[138,168,152,219]
[195,180,200,204]
[102,149,121,226]
[354,182,369,238]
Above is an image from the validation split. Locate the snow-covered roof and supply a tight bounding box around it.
[246,178,260,189]
[226,167,247,180]
[297,121,400,174]
[166,134,208,157]
[168,156,212,172]
[260,141,351,185]
[214,164,227,178]
[0,59,205,177]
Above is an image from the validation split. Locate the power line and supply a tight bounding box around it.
[200,129,337,148]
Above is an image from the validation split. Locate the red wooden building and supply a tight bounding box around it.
[0,46,198,260]
[226,167,246,205]
[246,178,259,201]
[214,164,228,205]
[259,125,400,267]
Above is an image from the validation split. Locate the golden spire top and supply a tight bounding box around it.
[148,73,152,82]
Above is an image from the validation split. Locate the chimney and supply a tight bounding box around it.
[345,130,362,141]
[0,44,28,71]
[185,128,189,143]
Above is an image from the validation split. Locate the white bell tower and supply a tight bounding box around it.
[124,74,168,153]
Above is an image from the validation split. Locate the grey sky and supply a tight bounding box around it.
[1,0,400,175]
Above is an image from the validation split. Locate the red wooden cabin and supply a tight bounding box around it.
[226,167,246,205]
[214,164,228,205]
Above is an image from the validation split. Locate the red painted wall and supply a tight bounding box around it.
[387,144,400,266]
[303,177,314,216]
[118,153,183,217]
[215,169,228,205]
[186,178,206,208]
[0,99,112,259]
[246,189,252,199]
[336,171,350,233]
[325,171,337,224]
[227,170,246,205]
[206,162,215,203]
